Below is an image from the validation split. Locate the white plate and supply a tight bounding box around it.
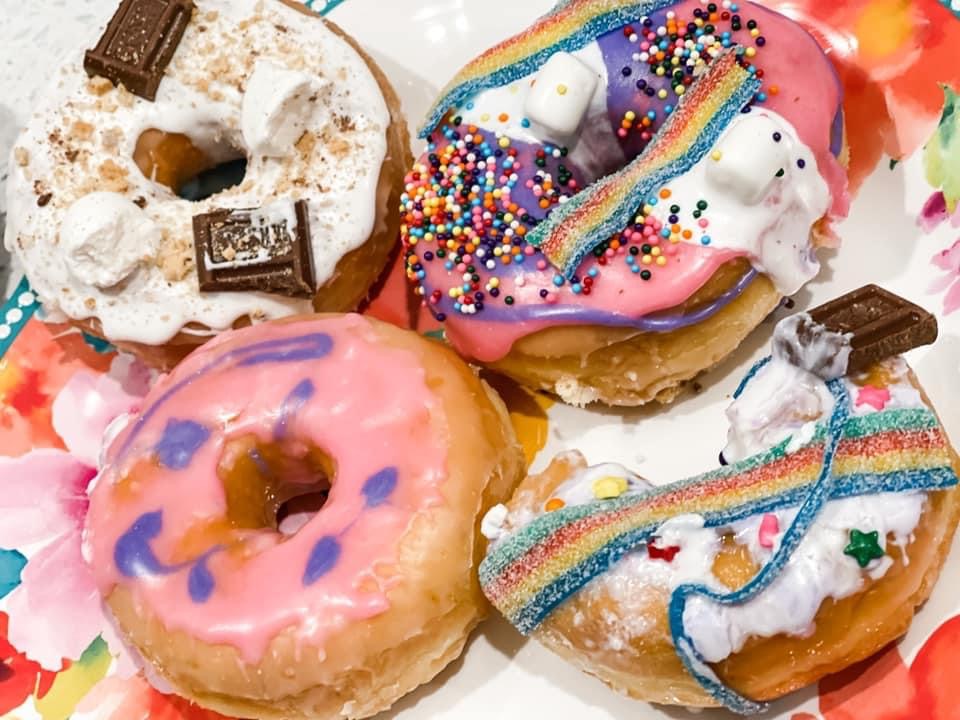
[1,1,958,719]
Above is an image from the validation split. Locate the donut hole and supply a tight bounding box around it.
[133,129,248,201]
[218,435,335,535]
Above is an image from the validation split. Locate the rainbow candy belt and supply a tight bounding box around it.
[418,0,674,138]
[528,49,760,277]
[479,361,958,715]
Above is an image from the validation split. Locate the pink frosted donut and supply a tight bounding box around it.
[84,314,523,720]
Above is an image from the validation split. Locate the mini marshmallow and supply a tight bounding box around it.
[61,192,160,288]
[706,113,791,205]
[524,52,599,140]
[242,60,329,157]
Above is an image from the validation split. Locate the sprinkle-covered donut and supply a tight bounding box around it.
[83,314,524,720]
[401,0,848,406]
[4,0,410,368]
[479,288,960,713]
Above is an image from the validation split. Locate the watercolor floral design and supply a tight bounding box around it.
[765,0,960,194]
[0,322,226,719]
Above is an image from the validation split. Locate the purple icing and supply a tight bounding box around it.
[829,107,844,159]
[362,467,398,508]
[118,332,333,463]
[114,510,170,578]
[187,555,216,603]
[155,419,210,470]
[275,378,316,440]
[303,536,341,585]
[431,268,758,332]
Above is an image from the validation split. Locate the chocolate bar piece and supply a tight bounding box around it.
[808,284,938,376]
[192,200,316,298]
[84,0,194,101]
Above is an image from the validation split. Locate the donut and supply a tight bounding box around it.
[400,0,849,406]
[82,314,525,719]
[4,0,410,369]
[478,287,960,712]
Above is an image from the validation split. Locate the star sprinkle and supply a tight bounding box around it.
[758,513,779,549]
[844,528,885,568]
[856,385,892,411]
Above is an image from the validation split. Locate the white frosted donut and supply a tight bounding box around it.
[3,0,408,364]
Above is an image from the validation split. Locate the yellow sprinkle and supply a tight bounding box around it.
[750,28,760,37]
[498,137,511,148]
[656,256,667,266]
[656,66,666,76]
[481,113,491,122]
[625,110,636,121]
[658,89,668,99]
[745,47,757,57]
[711,150,723,161]
[593,476,629,500]
[642,255,653,265]
[675,85,686,96]
[557,84,568,95]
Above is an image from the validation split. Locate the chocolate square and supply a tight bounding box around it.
[84,0,195,101]
[192,200,316,298]
[808,284,938,375]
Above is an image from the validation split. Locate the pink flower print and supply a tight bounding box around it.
[0,357,148,670]
[930,238,960,315]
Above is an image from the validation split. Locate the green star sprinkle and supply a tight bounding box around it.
[844,529,885,568]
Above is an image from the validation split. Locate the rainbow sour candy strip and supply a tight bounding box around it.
[528,49,761,277]
[418,0,673,138]
[478,363,958,713]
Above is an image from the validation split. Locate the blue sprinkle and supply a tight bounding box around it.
[756,92,767,102]
[0,549,26,599]
[363,467,399,507]
[631,265,640,274]
[304,536,341,585]
[155,419,210,470]
[465,101,475,110]
[553,275,565,286]
[571,284,582,294]
[588,267,598,277]
[188,555,215,603]
[661,228,672,238]
[701,235,712,245]
[521,118,531,128]
[665,105,674,114]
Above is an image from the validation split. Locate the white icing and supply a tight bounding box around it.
[481,503,510,542]
[773,312,853,380]
[706,113,790,205]
[241,59,329,158]
[523,52,599,141]
[60,192,160,288]
[495,357,930,664]
[457,41,624,179]
[4,0,389,345]
[685,491,926,662]
[650,109,830,296]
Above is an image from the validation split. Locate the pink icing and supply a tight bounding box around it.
[410,0,849,363]
[84,315,449,664]
[446,245,741,361]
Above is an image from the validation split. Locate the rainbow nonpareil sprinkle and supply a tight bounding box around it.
[418,0,674,138]
[479,364,958,714]
[528,49,760,277]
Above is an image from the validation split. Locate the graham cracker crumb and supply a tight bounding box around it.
[71,120,95,141]
[98,159,129,193]
[156,231,193,282]
[116,85,134,108]
[102,127,123,151]
[221,246,237,261]
[296,131,317,156]
[13,147,29,166]
[84,297,97,310]
[327,137,350,159]
[87,76,114,96]
[204,9,219,21]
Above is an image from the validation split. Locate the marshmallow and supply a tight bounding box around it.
[242,60,329,157]
[61,192,160,288]
[524,52,599,140]
[706,113,791,204]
